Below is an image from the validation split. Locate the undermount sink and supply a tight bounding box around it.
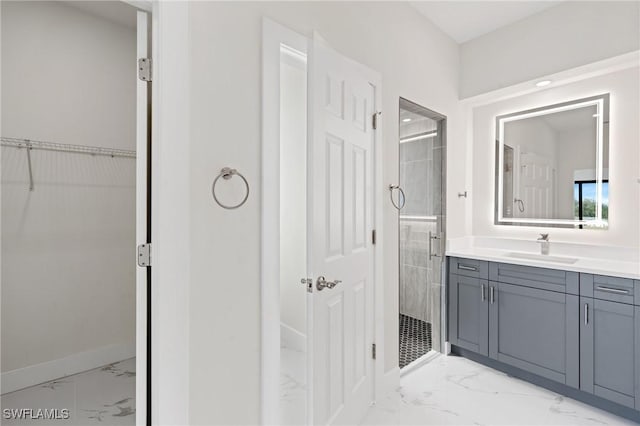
[505,252,579,264]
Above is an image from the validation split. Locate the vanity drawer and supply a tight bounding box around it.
[449,257,489,279]
[580,274,635,305]
[489,262,579,295]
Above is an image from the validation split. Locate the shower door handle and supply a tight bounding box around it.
[428,231,441,261]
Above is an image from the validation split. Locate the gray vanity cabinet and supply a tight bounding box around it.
[448,258,640,419]
[488,281,579,388]
[579,274,640,410]
[448,272,489,356]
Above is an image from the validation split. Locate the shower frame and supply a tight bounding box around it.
[397,97,447,371]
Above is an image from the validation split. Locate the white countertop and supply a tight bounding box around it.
[446,237,640,280]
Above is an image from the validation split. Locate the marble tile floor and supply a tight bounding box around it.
[1,358,135,425]
[280,345,307,426]
[362,354,637,426]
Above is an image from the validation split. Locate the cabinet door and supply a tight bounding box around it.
[580,297,637,409]
[489,282,579,388]
[636,306,640,411]
[448,273,489,356]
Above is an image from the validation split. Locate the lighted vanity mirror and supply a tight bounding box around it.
[495,94,609,229]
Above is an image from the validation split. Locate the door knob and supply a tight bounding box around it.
[316,276,342,291]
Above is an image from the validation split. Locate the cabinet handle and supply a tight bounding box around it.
[490,286,495,304]
[458,264,478,272]
[481,284,486,302]
[584,303,589,325]
[596,286,629,295]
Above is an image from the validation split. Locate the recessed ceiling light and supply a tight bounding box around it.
[402,118,412,122]
[535,80,552,87]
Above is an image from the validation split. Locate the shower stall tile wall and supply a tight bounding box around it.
[399,102,446,362]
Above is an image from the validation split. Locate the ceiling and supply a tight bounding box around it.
[63,1,137,29]
[409,1,562,44]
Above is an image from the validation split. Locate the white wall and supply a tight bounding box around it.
[1,1,136,150]
[556,126,597,219]
[1,1,136,376]
[187,2,462,423]
[471,67,639,248]
[460,1,640,98]
[504,118,557,160]
[279,54,307,338]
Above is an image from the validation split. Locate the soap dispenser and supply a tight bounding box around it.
[537,234,550,255]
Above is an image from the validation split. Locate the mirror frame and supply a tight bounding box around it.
[494,93,610,228]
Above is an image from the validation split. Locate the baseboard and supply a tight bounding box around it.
[376,366,400,402]
[2,342,135,395]
[280,322,306,352]
[400,351,441,377]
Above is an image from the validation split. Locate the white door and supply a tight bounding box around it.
[518,152,554,219]
[308,34,376,426]
[135,10,150,426]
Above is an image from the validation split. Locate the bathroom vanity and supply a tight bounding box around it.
[447,252,640,421]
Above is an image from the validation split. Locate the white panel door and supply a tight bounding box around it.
[518,152,554,219]
[309,35,375,426]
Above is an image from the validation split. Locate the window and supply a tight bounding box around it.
[574,180,608,221]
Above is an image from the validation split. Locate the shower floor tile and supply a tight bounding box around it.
[399,314,432,368]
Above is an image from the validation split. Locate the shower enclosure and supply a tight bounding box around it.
[398,98,446,369]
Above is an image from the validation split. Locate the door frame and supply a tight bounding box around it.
[261,18,385,424]
[396,98,448,369]
[134,5,151,425]
[147,1,190,424]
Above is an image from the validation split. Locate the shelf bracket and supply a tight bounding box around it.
[26,141,34,192]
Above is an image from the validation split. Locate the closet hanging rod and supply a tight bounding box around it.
[0,137,136,159]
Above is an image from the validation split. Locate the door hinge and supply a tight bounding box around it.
[372,112,381,130]
[138,58,152,82]
[137,243,151,267]
[372,229,377,245]
[372,343,376,360]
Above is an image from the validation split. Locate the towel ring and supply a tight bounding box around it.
[212,167,250,210]
[389,184,406,210]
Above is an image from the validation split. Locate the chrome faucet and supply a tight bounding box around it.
[537,234,550,255]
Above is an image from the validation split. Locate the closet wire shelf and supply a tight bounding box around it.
[1,136,137,192]
[1,137,137,159]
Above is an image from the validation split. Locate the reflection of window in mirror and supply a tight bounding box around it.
[574,180,609,225]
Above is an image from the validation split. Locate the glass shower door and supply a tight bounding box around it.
[398,98,446,369]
